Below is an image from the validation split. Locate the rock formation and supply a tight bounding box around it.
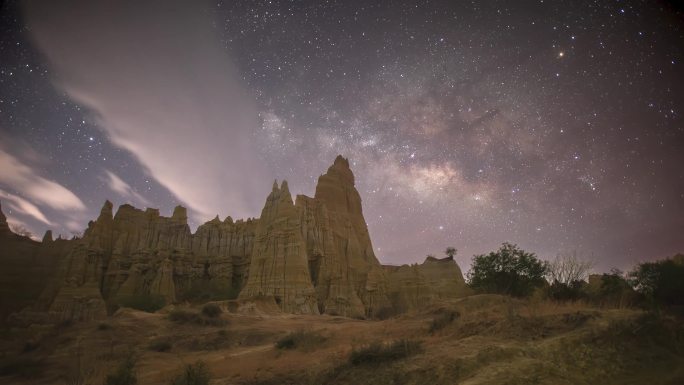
[239,181,319,314]
[384,255,471,312]
[0,202,74,322]
[2,156,468,323]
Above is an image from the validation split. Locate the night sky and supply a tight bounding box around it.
[1,0,683,272]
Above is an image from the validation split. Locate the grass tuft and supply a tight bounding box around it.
[349,339,423,365]
[148,338,173,352]
[275,330,327,351]
[170,361,210,385]
[201,303,222,318]
[168,309,227,327]
[428,310,460,334]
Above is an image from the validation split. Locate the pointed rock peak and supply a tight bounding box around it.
[280,180,290,194]
[99,200,114,218]
[224,215,234,224]
[210,214,221,223]
[172,205,188,222]
[272,179,279,192]
[42,230,53,243]
[334,155,350,168]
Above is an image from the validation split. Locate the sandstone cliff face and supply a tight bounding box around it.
[295,156,390,317]
[239,181,319,314]
[4,156,468,323]
[384,256,471,312]
[25,200,258,323]
[0,202,76,322]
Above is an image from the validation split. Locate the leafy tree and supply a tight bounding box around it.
[467,242,548,297]
[592,269,636,307]
[629,257,684,307]
[445,247,457,259]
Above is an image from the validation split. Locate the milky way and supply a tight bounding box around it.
[0,0,682,272]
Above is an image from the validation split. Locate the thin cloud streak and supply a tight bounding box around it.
[0,149,85,212]
[23,0,272,221]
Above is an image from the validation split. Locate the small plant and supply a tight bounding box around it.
[170,361,211,385]
[169,309,201,323]
[201,303,222,318]
[349,339,423,365]
[98,322,113,331]
[275,330,326,351]
[428,310,459,334]
[148,338,173,352]
[105,354,137,385]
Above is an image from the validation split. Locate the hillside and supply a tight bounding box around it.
[1,295,682,384]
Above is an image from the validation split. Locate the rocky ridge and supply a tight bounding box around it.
[3,156,468,323]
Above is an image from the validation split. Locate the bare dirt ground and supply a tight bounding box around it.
[1,294,683,385]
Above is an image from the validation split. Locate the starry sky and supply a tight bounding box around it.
[1,0,683,272]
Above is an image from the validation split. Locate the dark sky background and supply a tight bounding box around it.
[0,0,682,272]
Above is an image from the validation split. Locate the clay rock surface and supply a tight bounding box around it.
[384,255,471,312]
[3,155,454,323]
[239,181,319,314]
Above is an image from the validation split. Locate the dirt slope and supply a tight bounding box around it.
[1,295,682,385]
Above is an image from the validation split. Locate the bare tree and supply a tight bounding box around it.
[548,252,594,285]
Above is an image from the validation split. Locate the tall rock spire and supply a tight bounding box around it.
[239,180,319,314]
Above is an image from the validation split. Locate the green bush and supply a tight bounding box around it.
[117,294,166,313]
[105,355,137,385]
[467,242,548,297]
[170,361,210,385]
[349,339,422,365]
[148,338,173,352]
[201,303,222,318]
[275,330,326,351]
[629,256,684,308]
[428,310,459,334]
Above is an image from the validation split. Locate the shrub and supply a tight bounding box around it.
[98,322,113,331]
[117,294,166,313]
[201,303,222,318]
[547,279,587,301]
[105,354,137,385]
[629,256,684,308]
[275,330,326,351]
[467,243,548,297]
[0,357,45,378]
[148,338,173,352]
[349,339,422,365]
[428,310,459,334]
[170,361,210,385]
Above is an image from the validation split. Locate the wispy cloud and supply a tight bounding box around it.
[24,0,272,221]
[103,170,148,206]
[0,189,52,226]
[0,149,85,212]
